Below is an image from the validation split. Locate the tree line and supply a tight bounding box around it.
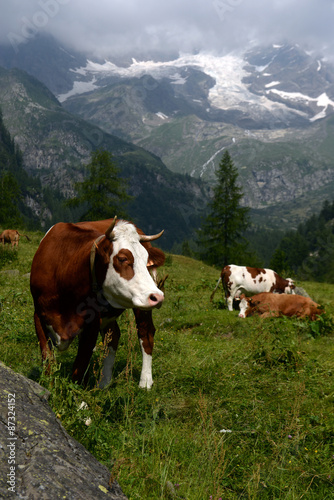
[270,200,334,283]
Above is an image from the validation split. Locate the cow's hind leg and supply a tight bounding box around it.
[133,308,155,389]
[99,320,121,388]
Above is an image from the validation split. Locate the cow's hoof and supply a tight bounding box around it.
[139,379,153,389]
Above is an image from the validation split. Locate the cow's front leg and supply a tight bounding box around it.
[133,308,155,389]
[99,320,121,388]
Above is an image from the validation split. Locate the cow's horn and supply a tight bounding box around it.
[105,216,117,240]
[140,230,164,242]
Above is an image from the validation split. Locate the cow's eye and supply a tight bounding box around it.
[117,256,127,263]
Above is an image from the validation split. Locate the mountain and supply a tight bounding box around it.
[59,42,334,228]
[1,34,334,231]
[0,65,210,247]
[0,34,87,97]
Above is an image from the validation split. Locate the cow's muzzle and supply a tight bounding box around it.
[148,292,164,309]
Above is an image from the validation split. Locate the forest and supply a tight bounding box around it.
[270,200,334,283]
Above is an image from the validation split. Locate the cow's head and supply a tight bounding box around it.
[96,219,165,310]
[238,294,252,318]
[285,278,295,294]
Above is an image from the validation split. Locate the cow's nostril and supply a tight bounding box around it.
[148,293,164,307]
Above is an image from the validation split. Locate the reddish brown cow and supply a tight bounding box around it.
[238,292,324,320]
[30,217,165,389]
[210,264,295,311]
[0,229,30,248]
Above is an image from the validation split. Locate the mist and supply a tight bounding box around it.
[1,0,334,60]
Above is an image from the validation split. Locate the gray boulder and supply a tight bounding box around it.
[294,286,312,298]
[0,362,127,499]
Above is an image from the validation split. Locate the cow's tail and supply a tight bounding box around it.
[210,277,222,301]
[18,232,31,241]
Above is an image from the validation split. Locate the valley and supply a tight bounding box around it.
[1,35,334,236]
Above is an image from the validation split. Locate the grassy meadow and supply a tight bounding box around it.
[0,234,333,499]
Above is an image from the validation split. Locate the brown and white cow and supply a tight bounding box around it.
[30,217,165,389]
[210,264,295,311]
[238,292,324,320]
[0,229,30,248]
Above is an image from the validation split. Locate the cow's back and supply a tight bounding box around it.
[248,292,323,319]
[30,223,100,304]
[224,265,275,294]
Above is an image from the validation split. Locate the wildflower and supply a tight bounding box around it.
[288,435,292,439]
[219,429,232,433]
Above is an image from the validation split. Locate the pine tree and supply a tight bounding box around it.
[67,150,131,221]
[197,149,249,266]
[0,171,22,226]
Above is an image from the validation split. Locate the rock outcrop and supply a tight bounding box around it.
[0,362,127,499]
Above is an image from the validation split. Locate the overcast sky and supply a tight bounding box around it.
[1,0,334,59]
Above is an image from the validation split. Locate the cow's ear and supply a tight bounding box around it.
[147,247,165,267]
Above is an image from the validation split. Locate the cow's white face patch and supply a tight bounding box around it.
[284,279,295,294]
[238,298,249,318]
[102,221,164,310]
[46,325,75,351]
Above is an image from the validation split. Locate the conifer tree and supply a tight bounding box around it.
[197,149,249,266]
[68,150,131,221]
[0,171,22,226]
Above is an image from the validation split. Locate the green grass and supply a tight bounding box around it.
[0,237,333,499]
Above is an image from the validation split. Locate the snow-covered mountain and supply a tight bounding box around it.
[57,43,334,127]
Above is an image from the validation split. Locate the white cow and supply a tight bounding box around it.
[210,264,295,311]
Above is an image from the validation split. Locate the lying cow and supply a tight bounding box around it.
[238,292,324,320]
[210,264,295,311]
[0,229,30,248]
[30,217,165,389]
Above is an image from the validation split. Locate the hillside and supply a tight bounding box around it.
[0,240,333,498]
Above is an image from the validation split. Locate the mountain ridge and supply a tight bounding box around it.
[1,34,334,232]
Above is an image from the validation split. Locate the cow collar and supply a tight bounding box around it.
[90,234,106,294]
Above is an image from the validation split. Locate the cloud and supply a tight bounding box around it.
[1,0,334,59]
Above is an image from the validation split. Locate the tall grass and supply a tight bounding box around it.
[0,236,333,499]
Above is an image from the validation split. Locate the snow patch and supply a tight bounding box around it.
[265,81,280,88]
[267,89,334,121]
[156,112,168,120]
[57,77,98,102]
